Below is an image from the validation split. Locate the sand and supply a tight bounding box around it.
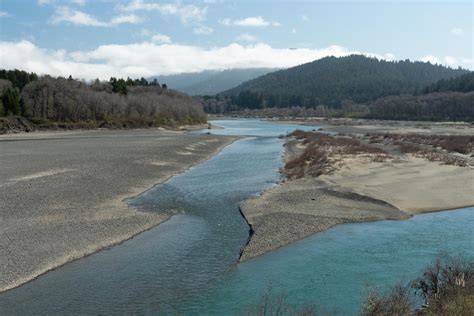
[273,117,474,136]
[0,128,235,293]
[239,119,474,261]
[320,156,474,214]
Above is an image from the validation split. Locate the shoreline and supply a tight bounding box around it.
[0,128,236,293]
[0,211,170,294]
[238,120,474,261]
[238,176,474,262]
[238,177,409,262]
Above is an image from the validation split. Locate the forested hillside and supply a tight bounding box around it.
[221,55,468,108]
[0,70,206,132]
[423,72,474,94]
[150,68,277,96]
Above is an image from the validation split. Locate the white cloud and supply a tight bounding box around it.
[383,53,396,60]
[301,14,309,22]
[444,56,458,66]
[0,11,9,18]
[118,0,207,23]
[0,40,405,80]
[151,33,171,44]
[109,14,143,25]
[419,54,472,68]
[451,27,463,36]
[50,7,142,27]
[193,25,214,35]
[236,33,258,42]
[51,7,108,26]
[292,28,296,34]
[420,55,440,65]
[219,16,280,27]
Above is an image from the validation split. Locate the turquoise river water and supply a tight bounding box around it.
[0,119,472,315]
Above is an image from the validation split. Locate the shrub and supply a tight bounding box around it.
[360,255,474,316]
[361,285,413,316]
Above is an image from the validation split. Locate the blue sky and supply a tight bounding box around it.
[0,0,472,79]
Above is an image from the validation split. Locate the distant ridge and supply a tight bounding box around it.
[149,68,278,96]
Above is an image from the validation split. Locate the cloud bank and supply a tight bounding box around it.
[0,40,470,81]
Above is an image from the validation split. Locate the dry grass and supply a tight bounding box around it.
[375,133,474,155]
[363,133,473,167]
[284,130,388,179]
[245,286,328,316]
[362,255,474,316]
[361,285,413,316]
[247,255,474,316]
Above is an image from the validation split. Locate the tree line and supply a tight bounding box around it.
[0,69,205,128]
[203,55,474,121]
[423,72,474,94]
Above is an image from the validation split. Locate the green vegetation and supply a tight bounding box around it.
[221,55,468,108]
[0,69,206,133]
[423,72,474,94]
[1,88,22,116]
[0,69,38,90]
[204,55,473,121]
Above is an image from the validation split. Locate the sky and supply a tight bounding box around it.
[0,0,472,80]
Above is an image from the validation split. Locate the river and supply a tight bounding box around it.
[0,119,472,315]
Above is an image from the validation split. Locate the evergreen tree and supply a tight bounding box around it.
[2,88,21,115]
[0,99,5,116]
[110,77,128,95]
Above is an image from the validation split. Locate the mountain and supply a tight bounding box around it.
[150,68,278,96]
[221,55,469,109]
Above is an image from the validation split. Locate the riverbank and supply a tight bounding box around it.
[0,115,211,134]
[0,128,235,293]
[239,120,474,261]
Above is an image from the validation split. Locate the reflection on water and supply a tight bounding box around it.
[0,119,472,315]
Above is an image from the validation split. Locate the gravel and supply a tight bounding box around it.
[0,129,234,292]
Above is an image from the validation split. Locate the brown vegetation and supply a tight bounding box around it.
[1,74,207,133]
[246,255,473,316]
[368,92,474,122]
[362,255,474,316]
[378,133,474,155]
[362,285,414,316]
[20,76,206,127]
[365,133,473,166]
[284,130,388,179]
[245,286,323,316]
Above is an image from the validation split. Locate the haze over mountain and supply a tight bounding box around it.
[222,55,469,108]
[150,68,278,96]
